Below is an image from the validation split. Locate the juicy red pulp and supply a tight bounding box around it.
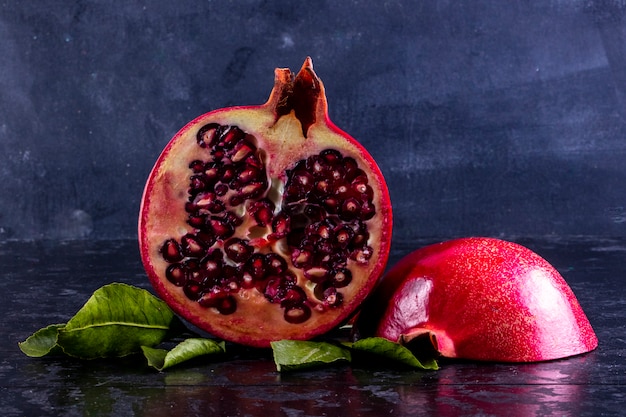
[157,122,377,324]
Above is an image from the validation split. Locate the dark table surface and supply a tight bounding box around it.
[2,237,624,416]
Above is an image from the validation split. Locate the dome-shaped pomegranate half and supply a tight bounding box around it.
[139,58,392,347]
[355,237,598,362]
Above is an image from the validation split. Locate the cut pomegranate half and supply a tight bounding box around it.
[139,58,392,347]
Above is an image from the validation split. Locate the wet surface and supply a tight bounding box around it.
[2,238,625,416]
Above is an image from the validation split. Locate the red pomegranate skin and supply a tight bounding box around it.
[357,237,598,362]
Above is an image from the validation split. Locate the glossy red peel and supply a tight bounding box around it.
[356,237,598,362]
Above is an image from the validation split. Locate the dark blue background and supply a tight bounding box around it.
[1,1,625,242]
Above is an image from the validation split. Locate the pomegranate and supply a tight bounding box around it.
[139,58,392,348]
[355,237,598,362]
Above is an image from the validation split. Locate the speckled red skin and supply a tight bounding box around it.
[356,237,598,362]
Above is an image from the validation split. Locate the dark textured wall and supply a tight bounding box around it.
[1,1,625,241]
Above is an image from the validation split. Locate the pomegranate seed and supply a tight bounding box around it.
[270,212,291,239]
[280,286,307,307]
[220,126,244,149]
[183,283,203,301]
[237,166,260,184]
[351,246,373,264]
[189,175,207,194]
[265,253,288,275]
[224,238,253,263]
[230,141,254,163]
[200,257,222,280]
[331,268,352,288]
[216,296,237,315]
[221,165,236,183]
[322,287,343,307]
[264,277,286,303]
[291,248,313,268]
[189,160,205,173]
[165,264,186,286]
[283,304,312,324]
[214,183,228,196]
[248,199,274,227]
[245,254,266,280]
[334,225,354,248]
[160,239,183,262]
[340,198,361,220]
[304,267,329,283]
[210,217,234,238]
[320,149,342,164]
[196,123,220,148]
[181,234,207,257]
[186,213,207,229]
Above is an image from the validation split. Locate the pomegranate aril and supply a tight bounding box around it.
[306,155,326,175]
[183,282,204,301]
[303,204,324,221]
[284,304,312,324]
[245,254,267,280]
[323,287,343,307]
[200,257,222,280]
[221,165,236,184]
[320,148,342,164]
[224,238,253,263]
[304,267,329,283]
[351,246,373,264]
[189,175,208,194]
[291,248,313,268]
[165,264,186,286]
[196,123,221,148]
[237,166,260,184]
[230,141,255,163]
[210,216,235,239]
[198,292,237,315]
[342,157,360,179]
[248,199,274,227]
[331,268,352,288]
[189,160,205,173]
[270,212,291,239]
[191,192,223,213]
[216,296,237,315]
[280,286,308,307]
[323,197,339,214]
[265,253,288,275]
[220,126,245,150]
[181,233,207,258]
[214,183,228,196]
[340,198,361,220]
[240,181,266,199]
[360,201,376,220]
[334,225,354,249]
[160,239,183,262]
[187,214,206,229]
[264,277,286,303]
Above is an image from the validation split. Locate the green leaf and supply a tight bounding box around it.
[142,338,226,371]
[350,337,439,370]
[18,324,66,357]
[57,283,177,359]
[271,340,352,372]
